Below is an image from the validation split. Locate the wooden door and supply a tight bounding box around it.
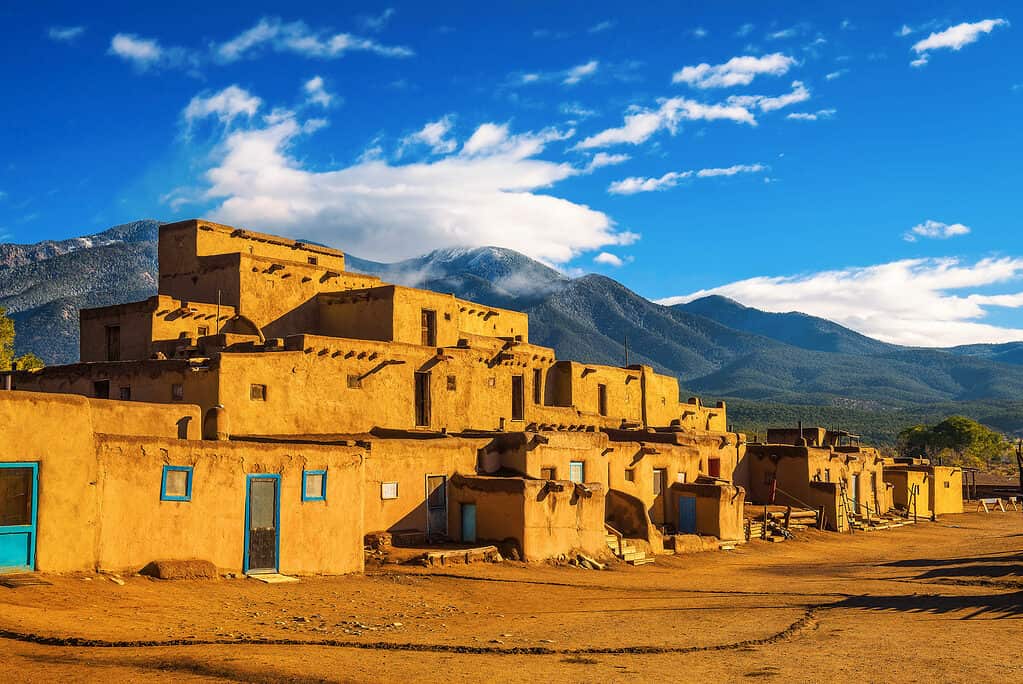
[245,475,280,573]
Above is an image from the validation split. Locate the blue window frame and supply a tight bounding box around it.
[302,469,327,502]
[161,465,193,502]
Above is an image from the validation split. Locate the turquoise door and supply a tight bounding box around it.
[0,463,39,572]
[678,495,697,534]
[461,503,477,543]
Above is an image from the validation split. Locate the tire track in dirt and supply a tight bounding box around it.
[0,604,828,656]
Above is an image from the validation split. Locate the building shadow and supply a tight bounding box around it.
[836,591,1023,619]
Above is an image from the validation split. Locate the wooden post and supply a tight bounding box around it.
[783,506,792,530]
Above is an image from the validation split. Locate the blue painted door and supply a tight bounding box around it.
[0,463,38,572]
[244,475,280,574]
[678,495,697,534]
[461,504,477,543]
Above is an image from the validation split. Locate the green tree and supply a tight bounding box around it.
[0,306,44,371]
[898,416,1009,469]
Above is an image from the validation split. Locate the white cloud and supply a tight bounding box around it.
[910,19,1008,66]
[192,109,635,264]
[691,27,709,39]
[825,69,849,80]
[672,53,796,88]
[658,256,1023,346]
[400,116,457,155]
[563,60,599,85]
[576,96,756,149]
[786,108,836,121]
[359,8,396,32]
[736,23,755,37]
[588,21,615,33]
[48,26,85,42]
[215,17,413,62]
[727,81,810,113]
[608,163,764,194]
[560,102,597,119]
[586,152,630,170]
[183,85,262,124]
[904,219,971,242]
[594,252,627,266]
[108,33,164,69]
[768,27,799,40]
[840,19,854,31]
[897,24,914,37]
[303,76,335,108]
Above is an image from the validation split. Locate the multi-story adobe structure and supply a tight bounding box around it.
[1,219,746,576]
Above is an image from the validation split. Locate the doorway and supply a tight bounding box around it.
[415,372,431,427]
[426,475,448,537]
[851,474,861,516]
[678,495,697,534]
[460,503,477,543]
[0,463,38,572]
[245,474,280,574]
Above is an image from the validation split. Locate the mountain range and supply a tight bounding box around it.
[3,219,1022,441]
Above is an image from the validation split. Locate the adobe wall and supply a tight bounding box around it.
[448,476,607,561]
[885,469,930,517]
[0,391,100,573]
[362,436,484,535]
[484,431,610,485]
[95,436,365,575]
[80,299,155,363]
[86,398,202,440]
[317,289,396,343]
[670,482,746,541]
[454,298,529,342]
[930,466,964,515]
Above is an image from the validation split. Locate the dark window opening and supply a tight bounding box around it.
[415,372,431,427]
[511,375,524,421]
[93,380,110,399]
[597,383,608,416]
[0,467,33,526]
[250,384,267,401]
[421,309,437,347]
[446,375,456,391]
[347,374,362,389]
[105,325,121,362]
[118,386,131,401]
[197,326,209,337]
[307,256,318,265]
[532,368,542,404]
[540,467,556,480]
[707,458,721,478]
[624,468,635,482]
[171,383,184,401]
[653,468,666,496]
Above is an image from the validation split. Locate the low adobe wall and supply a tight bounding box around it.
[449,475,606,561]
[96,436,365,575]
[670,482,746,541]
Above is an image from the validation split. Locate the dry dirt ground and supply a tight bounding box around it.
[2,511,1021,683]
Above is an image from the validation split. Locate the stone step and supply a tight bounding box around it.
[622,550,646,561]
[627,557,655,566]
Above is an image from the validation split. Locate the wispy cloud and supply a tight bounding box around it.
[736,23,755,37]
[588,21,615,34]
[786,108,836,121]
[48,26,85,43]
[358,8,396,32]
[904,219,971,242]
[576,97,757,149]
[691,27,709,39]
[516,60,600,86]
[658,256,1023,346]
[215,17,413,62]
[563,60,599,85]
[825,69,849,80]
[109,33,185,71]
[608,163,765,194]
[910,18,1008,67]
[183,85,263,125]
[672,53,796,88]
[727,81,810,113]
[303,76,335,108]
[399,115,458,155]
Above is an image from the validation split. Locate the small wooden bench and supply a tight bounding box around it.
[977,498,1006,513]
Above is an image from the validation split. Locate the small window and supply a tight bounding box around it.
[250,384,267,401]
[93,380,110,399]
[302,470,327,501]
[540,467,556,480]
[161,466,193,502]
[421,309,437,346]
[533,368,543,404]
[511,375,524,421]
[944,481,950,489]
[414,372,431,427]
[118,386,131,401]
[171,383,184,401]
[381,482,399,500]
[597,384,608,416]
[487,376,496,387]
[569,461,585,484]
[624,468,635,482]
[653,468,666,496]
[446,375,457,391]
[307,256,318,266]
[677,472,687,484]
[197,326,209,337]
[347,374,363,389]
[824,469,831,482]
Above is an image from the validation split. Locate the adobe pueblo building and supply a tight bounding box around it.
[1,219,749,576]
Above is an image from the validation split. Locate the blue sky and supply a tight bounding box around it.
[1,2,1021,346]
